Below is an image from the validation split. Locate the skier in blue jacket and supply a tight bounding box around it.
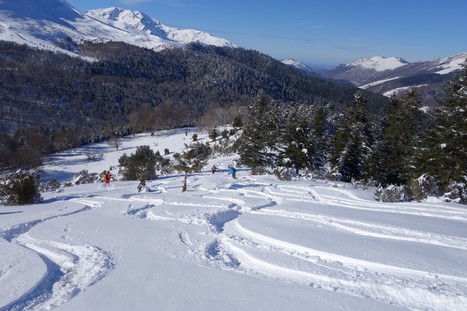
[228,165,237,179]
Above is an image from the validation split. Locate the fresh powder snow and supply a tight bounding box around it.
[1,128,466,311]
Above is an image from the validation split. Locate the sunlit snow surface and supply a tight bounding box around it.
[347,56,408,72]
[1,129,467,311]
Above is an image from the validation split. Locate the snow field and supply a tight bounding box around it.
[1,129,466,310]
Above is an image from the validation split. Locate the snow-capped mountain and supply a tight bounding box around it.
[86,7,233,48]
[346,56,409,72]
[431,53,467,74]
[281,59,321,78]
[321,53,467,105]
[323,54,466,87]
[0,0,234,57]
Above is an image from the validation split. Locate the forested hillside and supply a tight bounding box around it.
[0,40,387,169]
[0,41,387,133]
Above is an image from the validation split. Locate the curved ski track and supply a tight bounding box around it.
[128,182,467,311]
[1,199,114,311]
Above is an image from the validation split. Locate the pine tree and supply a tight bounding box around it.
[419,62,467,191]
[330,92,373,182]
[119,145,157,181]
[237,94,279,174]
[371,90,423,185]
[307,104,331,170]
[279,106,310,175]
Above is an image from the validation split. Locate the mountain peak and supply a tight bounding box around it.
[348,56,409,72]
[0,0,234,56]
[282,59,308,69]
[86,7,157,25]
[86,7,165,37]
[281,59,321,78]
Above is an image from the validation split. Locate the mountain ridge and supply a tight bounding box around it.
[0,0,234,56]
[317,53,467,105]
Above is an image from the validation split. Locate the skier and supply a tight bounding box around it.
[228,165,237,179]
[137,180,146,192]
[103,170,111,186]
[211,165,217,174]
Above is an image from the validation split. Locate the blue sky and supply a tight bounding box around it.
[68,0,467,68]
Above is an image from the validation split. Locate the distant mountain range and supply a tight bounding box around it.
[283,54,467,106]
[0,0,234,57]
[2,0,464,108]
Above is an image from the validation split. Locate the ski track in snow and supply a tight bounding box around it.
[118,181,467,311]
[310,185,467,223]
[4,176,466,310]
[0,199,114,311]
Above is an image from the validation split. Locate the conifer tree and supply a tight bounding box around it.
[279,106,310,174]
[118,145,157,181]
[307,104,331,170]
[419,62,467,191]
[330,92,372,182]
[371,90,423,185]
[238,94,279,174]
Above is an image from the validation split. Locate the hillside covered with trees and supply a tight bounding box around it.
[0,40,386,169]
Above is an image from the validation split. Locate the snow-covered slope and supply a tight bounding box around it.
[347,56,409,72]
[320,53,466,105]
[86,7,234,48]
[433,53,467,74]
[323,54,466,87]
[281,59,321,78]
[0,0,234,57]
[1,128,467,310]
[282,59,310,70]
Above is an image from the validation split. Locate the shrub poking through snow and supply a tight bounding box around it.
[375,184,410,203]
[40,178,61,192]
[64,169,100,187]
[274,167,293,181]
[0,170,42,205]
[375,175,466,205]
[442,181,467,204]
[408,174,438,201]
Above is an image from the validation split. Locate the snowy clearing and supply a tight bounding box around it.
[1,129,466,311]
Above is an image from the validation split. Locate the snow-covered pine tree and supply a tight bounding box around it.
[419,61,467,192]
[237,94,280,174]
[330,92,373,182]
[279,105,310,175]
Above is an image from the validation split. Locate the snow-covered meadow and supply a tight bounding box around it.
[1,129,466,311]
